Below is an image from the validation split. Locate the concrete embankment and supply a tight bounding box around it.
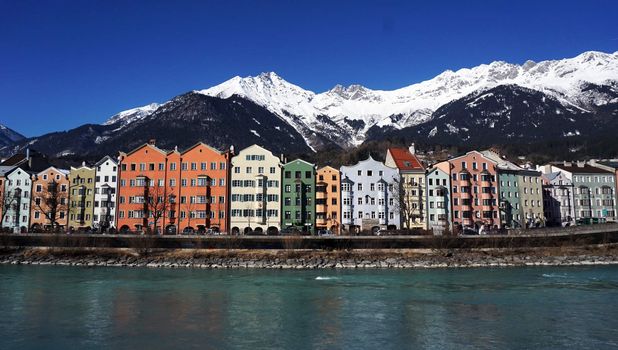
[1,245,617,269]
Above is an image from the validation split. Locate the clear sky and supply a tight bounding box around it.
[1,0,617,136]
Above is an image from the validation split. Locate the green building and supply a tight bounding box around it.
[281,159,316,234]
[498,171,522,228]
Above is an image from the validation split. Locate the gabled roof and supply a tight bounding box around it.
[283,158,314,167]
[386,148,424,171]
[317,165,339,173]
[120,143,168,157]
[480,150,521,171]
[95,155,118,167]
[449,150,497,165]
[35,166,70,177]
[180,142,225,155]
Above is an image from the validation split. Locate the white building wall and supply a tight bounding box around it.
[94,156,118,230]
[230,145,282,233]
[340,157,401,232]
[2,168,32,232]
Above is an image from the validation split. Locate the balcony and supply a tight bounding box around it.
[459,179,471,187]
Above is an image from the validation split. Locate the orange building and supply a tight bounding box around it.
[316,166,341,234]
[117,142,170,233]
[30,167,70,231]
[116,141,232,234]
[176,142,231,234]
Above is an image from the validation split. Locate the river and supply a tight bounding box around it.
[0,265,617,349]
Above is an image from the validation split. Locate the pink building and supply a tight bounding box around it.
[447,151,500,230]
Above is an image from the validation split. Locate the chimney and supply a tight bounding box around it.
[148,139,156,145]
[408,143,416,155]
[25,148,30,160]
[82,161,86,167]
[280,154,286,163]
[576,161,585,167]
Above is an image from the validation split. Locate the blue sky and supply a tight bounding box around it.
[1,0,617,136]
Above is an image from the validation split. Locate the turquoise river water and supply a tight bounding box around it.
[0,265,617,349]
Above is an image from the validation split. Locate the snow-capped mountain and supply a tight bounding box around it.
[103,102,161,127]
[7,50,618,160]
[196,51,618,148]
[0,123,26,151]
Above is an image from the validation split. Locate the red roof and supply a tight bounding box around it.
[388,148,424,171]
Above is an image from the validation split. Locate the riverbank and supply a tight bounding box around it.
[1,244,617,269]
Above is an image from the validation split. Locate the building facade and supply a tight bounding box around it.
[546,163,616,223]
[385,146,426,229]
[117,142,171,233]
[541,171,575,226]
[1,167,32,232]
[230,144,282,234]
[447,151,500,230]
[316,166,341,234]
[93,156,118,232]
[68,164,96,230]
[517,170,544,228]
[426,162,451,234]
[281,159,316,234]
[30,167,69,231]
[340,156,400,233]
[175,143,232,234]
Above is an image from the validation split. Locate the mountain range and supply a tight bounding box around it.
[2,50,617,160]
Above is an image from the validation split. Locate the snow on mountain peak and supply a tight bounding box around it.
[104,102,161,126]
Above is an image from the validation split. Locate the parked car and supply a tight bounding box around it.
[317,229,333,236]
[182,228,196,235]
[461,227,478,235]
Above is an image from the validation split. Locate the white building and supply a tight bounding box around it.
[340,156,401,233]
[230,144,282,234]
[94,156,118,232]
[2,167,33,232]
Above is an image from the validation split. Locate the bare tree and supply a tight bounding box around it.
[181,198,197,230]
[1,189,18,228]
[394,177,424,230]
[32,180,68,231]
[145,184,173,234]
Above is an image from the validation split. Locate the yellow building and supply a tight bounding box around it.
[385,145,427,229]
[68,164,96,230]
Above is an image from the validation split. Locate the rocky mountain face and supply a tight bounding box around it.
[14,94,312,159]
[0,124,26,154]
[3,50,617,160]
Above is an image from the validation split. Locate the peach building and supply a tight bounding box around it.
[116,141,232,234]
[117,142,170,233]
[315,166,341,234]
[447,151,500,230]
[175,142,232,234]
[30,167,70,231]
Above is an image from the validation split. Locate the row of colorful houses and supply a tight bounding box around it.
[1,142,617,234]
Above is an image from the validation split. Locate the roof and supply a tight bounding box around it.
[596,161,618,169]
[95,155,118,167]
[387,148,424,171]
[552,163,613,174]
[0,165,16,177]
[542,172,561,182]
[180,142,225,155]
[480,150,521,171]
